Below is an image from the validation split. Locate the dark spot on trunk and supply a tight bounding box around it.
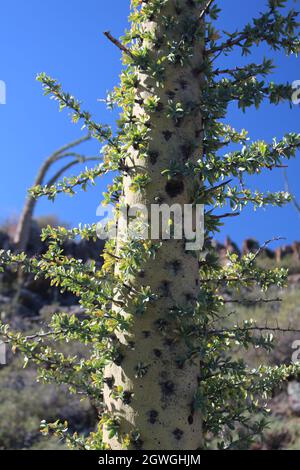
[178,79,188,90]
[160,280,171,296]
[149,151,159,165]
[164,337,175,347]
[174,55,182,65]
[160,381,175,396]
[188,415,194,425]
[135,362,150,378]
[166,90,176,99]
[132,439,144,450]
[148,410,159,424]
[165,179,184,198]
[154,194,164,204]
[173,428,184,441]
[169,259,182,274]
[139,270,146,279]
[103,376,114,389]
[113,350,125,366]
[123,391,133,405]
[185,292,195,302]
[128,341,135,350]
[192,67,202,77]
[176,359,184,369]
[174,117,183,128]
[153,349,162,358]
[180,143,194,161]
[154,37,163,50]
[142,331,151,338]
[165,260,182,275]
[163,130,173,141]
[155,319,168,332]
[195,129,203,138]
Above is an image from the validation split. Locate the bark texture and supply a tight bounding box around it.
[103,0,205,450]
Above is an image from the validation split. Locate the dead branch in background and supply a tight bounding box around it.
[14,134,100,252]
[284,169,300,216]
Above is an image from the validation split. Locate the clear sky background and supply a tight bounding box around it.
[0,0,299,248]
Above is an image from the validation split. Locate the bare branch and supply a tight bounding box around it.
[223,297,282,305]
[251,236,286,263]
[104,31,135,59]
[199,0,215,20]
[284,169,300,215]
[211,325,300,335]
[205,179,232,195]
[46,157,100,187]
[50,134,91,161]
[14,135,94,252]
[209,212,240,220]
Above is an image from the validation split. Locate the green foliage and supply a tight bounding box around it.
[0,355,95,450]
[30,164,108,200]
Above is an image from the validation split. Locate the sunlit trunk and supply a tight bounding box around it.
[103,0,205,450]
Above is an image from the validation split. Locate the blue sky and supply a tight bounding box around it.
[0,0,299,248]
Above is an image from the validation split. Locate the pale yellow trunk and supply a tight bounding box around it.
[103,0,205,450]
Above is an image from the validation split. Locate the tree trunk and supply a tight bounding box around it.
[14,196,37,253]
[14,153,55,252]
[103,0,205,450]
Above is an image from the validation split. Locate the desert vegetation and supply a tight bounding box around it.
[1,0,300,451]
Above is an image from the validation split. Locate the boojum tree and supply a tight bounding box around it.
[1,0,300,451]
